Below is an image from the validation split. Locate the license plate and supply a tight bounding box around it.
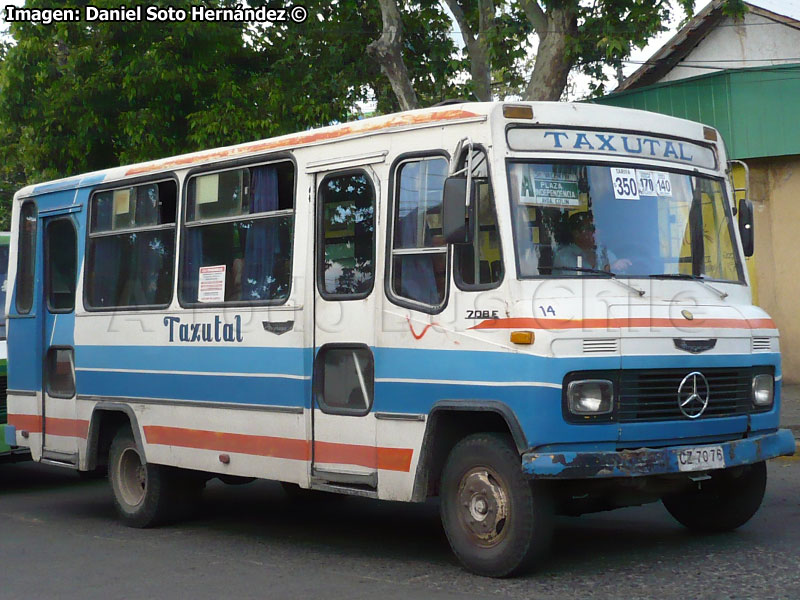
[677,446,726,472]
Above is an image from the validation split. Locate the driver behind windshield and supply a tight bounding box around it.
[552,211,632,275]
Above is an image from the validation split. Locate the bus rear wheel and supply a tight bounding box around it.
[109,429,175,528]
[662,461,767,532]
[440,433,553,577]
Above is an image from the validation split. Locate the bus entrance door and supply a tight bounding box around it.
[311,168,380,490]
[41,215,79,464]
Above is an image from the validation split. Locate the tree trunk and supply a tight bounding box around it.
[367,0,419,111]
[523,6,578,101]
[445,0,494,102]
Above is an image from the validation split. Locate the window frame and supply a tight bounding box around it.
[44,216,78,314]
[15,200,38,315]
[83,174,180,312]
[385,151,451,315]
[178,154,297,309]
[452,144,505,292]
[505,158,747,285]
[313,343,375,417]
[316,168,377,302]
[44,345,76,399]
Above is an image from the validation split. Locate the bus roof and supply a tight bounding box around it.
[12,101,720,201]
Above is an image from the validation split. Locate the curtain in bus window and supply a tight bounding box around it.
[243,165,279,300]
[91,195,121,306]
[182,228,202,303]
[397,208,439,305]
[135,184,159,226]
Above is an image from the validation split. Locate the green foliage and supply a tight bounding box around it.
[0,0,464,217]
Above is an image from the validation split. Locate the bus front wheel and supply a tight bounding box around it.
[108,429,175,528]
[662,461,767,532]
[439,433,553,577]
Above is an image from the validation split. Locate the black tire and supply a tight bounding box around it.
[108,429,177,528]
[662,461,767,533]
[440,433,553,577]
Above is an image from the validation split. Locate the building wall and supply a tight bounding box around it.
[748,155,800,383]
[660,12,800,83]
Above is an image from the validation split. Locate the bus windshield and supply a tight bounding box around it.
[508,162,744,283]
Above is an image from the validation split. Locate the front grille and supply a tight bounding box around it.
[617,368,752,422]
[0,376,7,422]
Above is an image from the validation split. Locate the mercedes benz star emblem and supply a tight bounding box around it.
[677,371,710,419]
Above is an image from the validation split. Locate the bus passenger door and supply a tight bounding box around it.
[312,169,379,488]
[41,215,80,462]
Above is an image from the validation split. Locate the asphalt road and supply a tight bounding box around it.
[0,456,798,600]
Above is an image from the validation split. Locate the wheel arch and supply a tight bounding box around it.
[410,400,527,502]
[84,403,146,471]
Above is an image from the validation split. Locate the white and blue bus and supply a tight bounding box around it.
[5,102,795,576]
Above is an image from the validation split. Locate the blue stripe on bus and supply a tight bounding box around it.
[76,369,309,407]
[12,344,778,396]
[76,345,312,377]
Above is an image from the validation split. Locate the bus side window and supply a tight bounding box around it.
[389,156,448,310]
[86,180,178,309]
[454,149,503,289]
[15,201,37,314]
[180,160,295,306]
[318,171,375,298]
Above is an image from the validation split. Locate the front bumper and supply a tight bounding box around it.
[522,429,796,479]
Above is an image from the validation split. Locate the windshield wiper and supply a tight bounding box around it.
[649,273,728,300]
[558,267,645,297]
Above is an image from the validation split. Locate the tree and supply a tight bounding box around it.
[370,0,749,107]
[0,0,462,193]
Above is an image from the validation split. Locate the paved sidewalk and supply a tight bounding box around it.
[781,383,800,439]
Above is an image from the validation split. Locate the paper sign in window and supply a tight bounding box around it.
[518,169,581,207]
[112,189,135,229]
[196,174,219,206]
[198,264,226,303]
[637,170,673,197]
[610,167,639,200]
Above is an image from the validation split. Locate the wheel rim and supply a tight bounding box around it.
[117,447,147,508]
[456,466,510,548]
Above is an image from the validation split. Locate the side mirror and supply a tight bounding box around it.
[442,176,476,244]
[738,198,754,257]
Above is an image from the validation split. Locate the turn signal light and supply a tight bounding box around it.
[503,105,534,120]
[510,331,534,345]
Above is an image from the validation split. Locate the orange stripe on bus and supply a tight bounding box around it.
[45,418,90,439]
[126,109,481,176]
[144,425,311,461]
[143,425,414,473]
[6,415,89,439]
[469,317,777,330]
[314,441,413,472]
[7,413,42,432]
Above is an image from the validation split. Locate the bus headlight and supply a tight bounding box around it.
[567,380,614,415]
[752,374,774,408]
